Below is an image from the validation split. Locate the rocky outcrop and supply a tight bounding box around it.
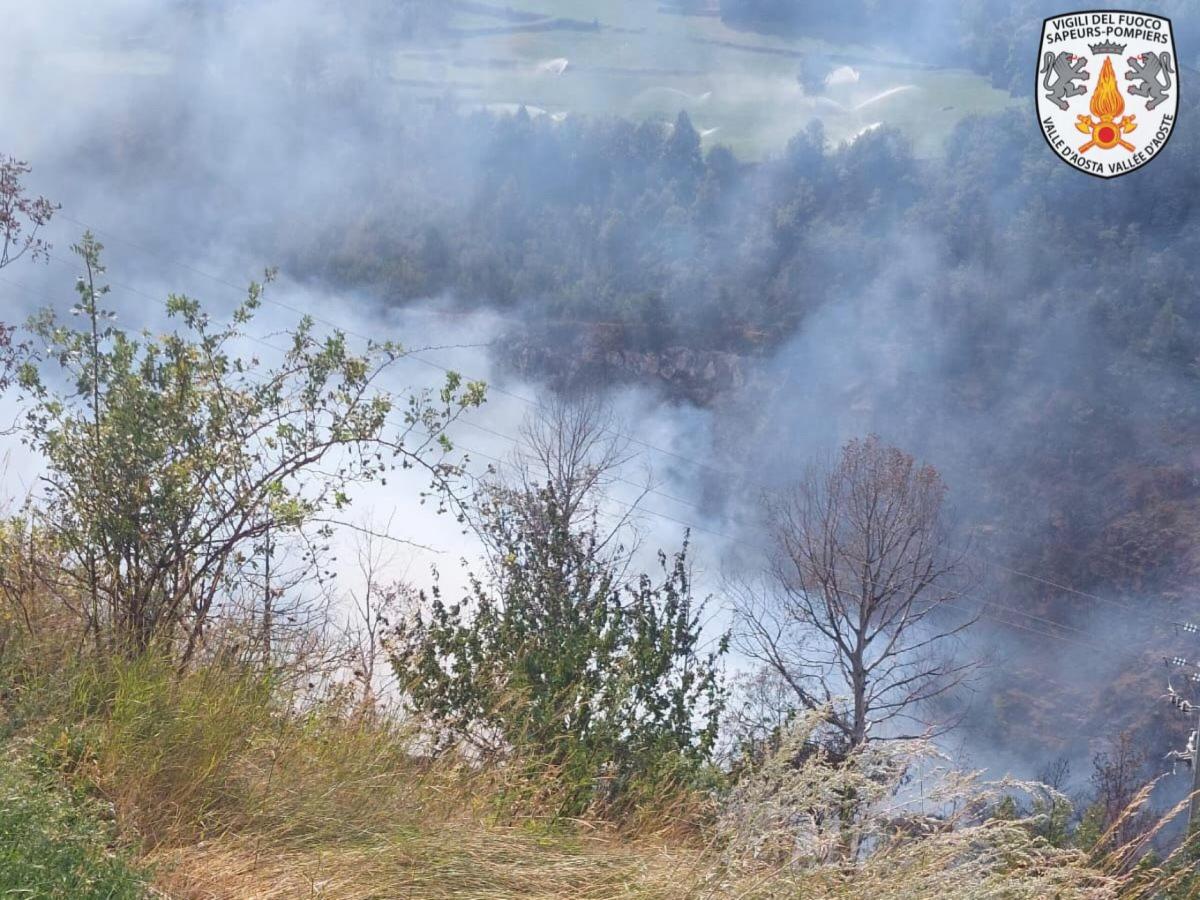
[501,333,747,406]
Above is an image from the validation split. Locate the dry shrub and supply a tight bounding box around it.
[710,711,1195,899]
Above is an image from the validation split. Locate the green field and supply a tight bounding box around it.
[393,0,1019,158]
[37,1,1018,160]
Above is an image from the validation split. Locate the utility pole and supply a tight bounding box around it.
[1163,624,1200,837]
[1185,624,1200,832]
[1192,698,1200,833]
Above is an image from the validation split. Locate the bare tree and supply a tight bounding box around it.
[0,156,56,272]
[1085,730,1156,855]
[344,523,415,714]
[0,157,56,398]
[513,392,635,526]
[473,393,647,574]
[734,435,977,751]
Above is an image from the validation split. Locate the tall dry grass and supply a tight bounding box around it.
[0,603,712,897]
[3,538,1200,898]
[712,712,1200,899]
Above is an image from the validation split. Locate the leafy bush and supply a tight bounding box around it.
[393,484,726,820]
[16,235,484,659]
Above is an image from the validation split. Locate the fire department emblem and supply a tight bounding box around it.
[1037,11,1178,178]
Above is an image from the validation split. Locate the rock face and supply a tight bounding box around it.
[502,333,747,406]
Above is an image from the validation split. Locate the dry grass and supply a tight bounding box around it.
[117,699,1200,899]
[150,827,707,899]
[0,622,717,898]
[712,713,1200,900]
[3,560,1200,899]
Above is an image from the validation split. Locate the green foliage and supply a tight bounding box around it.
[984,789,1074,852]
[392,485,726,818]
[1030,794,1074,849]
[992,794,1019,821]
[1151,834,1200,899]
[0,754,147,898]
[1074,802,1107,853]
[0,155,55,395]
[16,233,484,656]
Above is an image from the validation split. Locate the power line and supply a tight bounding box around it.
[965,552,1177,628]
[4,265,760,555]
[20,251,761,546]
[9,271,1140,658]
[52,214,739,478]
[4,263,1147,652]
[944,598,1114,656]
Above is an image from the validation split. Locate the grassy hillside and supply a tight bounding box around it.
[1,608,1198,898]
[0,230,1197,898]
[0,613,708,899]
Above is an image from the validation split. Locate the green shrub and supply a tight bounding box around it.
[394,482,726,821]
